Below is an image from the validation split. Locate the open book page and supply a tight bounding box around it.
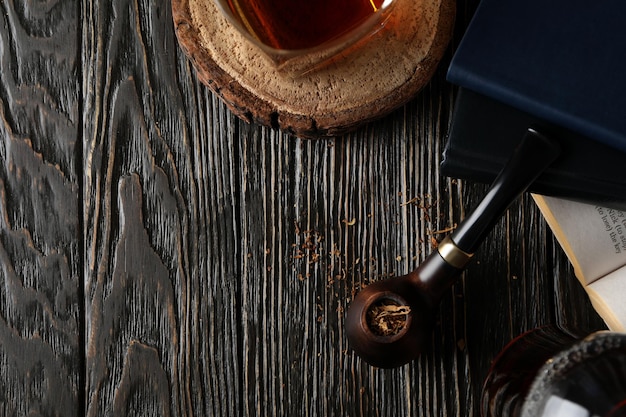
[532,194,626,285]
[587,268,626,331]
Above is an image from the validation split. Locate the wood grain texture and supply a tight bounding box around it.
[82,0,242,415]
[237,77,472,416]
[0,0,81,416]
[0,0,606,416]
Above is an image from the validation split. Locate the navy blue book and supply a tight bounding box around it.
[442,0,626,209]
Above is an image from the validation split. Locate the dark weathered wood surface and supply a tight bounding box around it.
[0,0,605,416]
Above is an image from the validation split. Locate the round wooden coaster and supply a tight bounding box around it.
[172,0,456,138]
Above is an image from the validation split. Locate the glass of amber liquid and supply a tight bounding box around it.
[482,326,626,417]
[214,0,395,73]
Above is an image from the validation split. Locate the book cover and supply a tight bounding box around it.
[442,89,626,210]
[533,194,626,331]
[442,0,626,207]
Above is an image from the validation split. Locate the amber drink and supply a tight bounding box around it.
[214,0,395,72]
[482,327,626,417]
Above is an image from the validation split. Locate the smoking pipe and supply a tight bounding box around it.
[345,128,561,368]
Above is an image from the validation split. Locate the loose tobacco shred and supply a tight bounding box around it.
[366,299,411,336]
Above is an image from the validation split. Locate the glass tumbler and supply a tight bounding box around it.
[213,0,396,73]
[482,326,626,417]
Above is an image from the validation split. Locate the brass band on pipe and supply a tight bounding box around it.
[437,235,474,269]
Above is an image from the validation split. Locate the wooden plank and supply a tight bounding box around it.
[82,0,241,414]
[237,73,475,416]
[0,0,81,415]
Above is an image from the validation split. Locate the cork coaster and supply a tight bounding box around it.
[172,0,456,138]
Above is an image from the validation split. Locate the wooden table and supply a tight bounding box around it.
[0,0,605,415]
